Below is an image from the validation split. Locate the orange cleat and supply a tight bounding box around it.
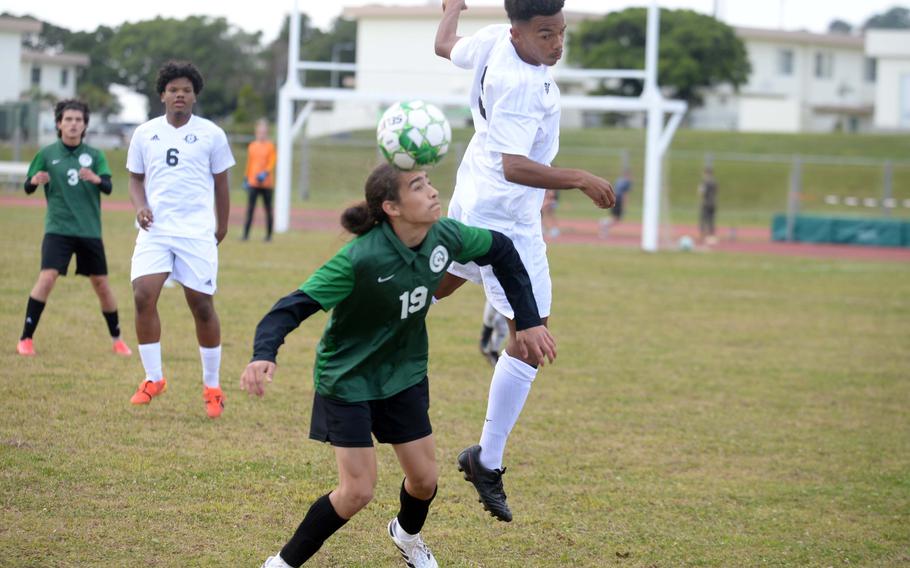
[16,338,35,356]
[112,339,133,356]
[203,386,225,419]
[130,378,167,405]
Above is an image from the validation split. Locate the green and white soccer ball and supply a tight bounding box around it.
[377,100,452,170]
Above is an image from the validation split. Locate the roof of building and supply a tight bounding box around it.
[735,27,864,49]
[22,49,90,67]
[0,15,43,34]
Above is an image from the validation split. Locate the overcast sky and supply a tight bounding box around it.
[5,0,908,41]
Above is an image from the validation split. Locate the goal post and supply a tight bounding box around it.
[276,1,685,252]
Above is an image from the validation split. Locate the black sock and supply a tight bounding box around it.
[102,310,120,338]
[280,493,348,567]
[396,479,437,536]
[21,297,46,340]
[480,325,493,348]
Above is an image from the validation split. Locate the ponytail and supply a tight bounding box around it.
[340,163,403,235]
[340,201,375,235]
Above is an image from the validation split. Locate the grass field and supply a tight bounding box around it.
[1,204,908,567]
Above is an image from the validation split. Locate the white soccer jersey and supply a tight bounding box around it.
[127,115,235,239]
[449,24,561,228]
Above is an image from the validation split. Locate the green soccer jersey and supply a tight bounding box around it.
[26,140,112,238]
[300,217,492,402]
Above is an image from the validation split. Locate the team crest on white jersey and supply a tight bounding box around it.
[429,245,448,273]
[78,153,93,167]
[544,82,551,94]
[184,134,197,143]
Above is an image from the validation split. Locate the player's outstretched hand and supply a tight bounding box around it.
[136,206,154,230]
[31,171,50,185]
[579,172,616,209]
[240,360,277,397]
[514,325,557,367]
[442,0,467,13]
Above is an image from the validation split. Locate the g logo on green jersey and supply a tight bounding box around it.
[429,245,448,273]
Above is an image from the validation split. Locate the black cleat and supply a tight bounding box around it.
[478,326,499,368]
[457,445,512,522]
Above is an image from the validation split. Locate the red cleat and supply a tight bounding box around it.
[203,386,225,419]
[130,378,167,405]
[17,338,35,356]
[112,339,132,356]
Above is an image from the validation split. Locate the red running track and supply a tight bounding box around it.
[3,195,908,263]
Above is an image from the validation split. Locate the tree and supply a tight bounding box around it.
[104,16,266,119]
[77,83,121,120]
[863,6,910,29]
[568,8,750,108]
[232,83,266,127]
[828,19,854,34]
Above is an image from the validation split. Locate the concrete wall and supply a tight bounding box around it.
[738,96,801,132]
[0,33,22,101]
[867,31,910,130]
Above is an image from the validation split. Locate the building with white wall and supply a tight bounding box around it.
[690,28,876,133]
[865,30,910,130]
[0,15,89,143]
[0,16,88,103]
[20,50,89,102]
[0,17,42,102]
[312,5,909,135]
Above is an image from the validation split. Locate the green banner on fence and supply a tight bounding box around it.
[772,214,910,248]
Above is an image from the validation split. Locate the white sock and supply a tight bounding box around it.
[392,517,418,542]
[199,345,222,388]
[266,555,293,568]
[478,351,538,470]
[138,342,163,382]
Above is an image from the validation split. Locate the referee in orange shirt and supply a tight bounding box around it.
[242,119,277,241]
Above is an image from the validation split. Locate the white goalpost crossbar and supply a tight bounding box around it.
[276,1,686,252]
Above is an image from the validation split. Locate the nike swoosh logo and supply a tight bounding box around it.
[51,159,61,164]
[377,274,395,283]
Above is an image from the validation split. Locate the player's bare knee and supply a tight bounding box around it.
[189,300,217,323]
[337,483,374,512]
[408,471,438,499]
[89,276,108,292]
[133,287,158,314]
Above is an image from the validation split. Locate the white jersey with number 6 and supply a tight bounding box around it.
[127,114,235,240]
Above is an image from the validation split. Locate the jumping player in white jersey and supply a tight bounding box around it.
[126,60,235,419]
[434,0,615,522]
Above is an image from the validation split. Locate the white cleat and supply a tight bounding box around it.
[260,555,292,568]
[388,518,438,568]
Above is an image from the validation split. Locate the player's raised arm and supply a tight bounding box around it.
[435,0,467,59]
[501,153,616,209]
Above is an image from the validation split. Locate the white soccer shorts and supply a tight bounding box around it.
[447,203,551,320]
[130,233,219,295]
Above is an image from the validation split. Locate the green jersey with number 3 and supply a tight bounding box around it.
[300,217,492,402]
[26,140,112,238]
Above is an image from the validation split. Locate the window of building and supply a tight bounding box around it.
[864,58,877,83]
[778,49,794,76]
[31,66,41,86]
[815,52,833,79]
[61,69,69,87]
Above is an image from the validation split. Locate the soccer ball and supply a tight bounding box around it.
[678,235,695,251]
[377,100,452,170]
